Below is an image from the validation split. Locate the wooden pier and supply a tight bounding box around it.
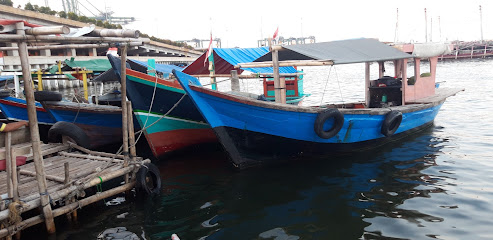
[0,128,146,238]
[0,20,158,238]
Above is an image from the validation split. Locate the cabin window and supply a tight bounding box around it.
[407,59,431,85]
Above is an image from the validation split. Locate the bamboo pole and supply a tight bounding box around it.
[126,101,136,159]
[5,132,13,199]
[0,42,144,51]
[18,170,65,183]
[0,182,135,239]
[67,142,126,159]
[58,151,124,163]
[120,45,130,186]
[25,26,70,35]
[365,62,371,107]
[271,48,286,104]
[0,35,150,44]
[230,70,240,92]
[10,147,19,202]
[90,29,140,38]
[15,21,56,234]
[236,60,333,68]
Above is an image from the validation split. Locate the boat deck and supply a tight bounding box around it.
[406,87,465,104]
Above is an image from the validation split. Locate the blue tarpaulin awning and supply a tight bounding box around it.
[183,47,297,75]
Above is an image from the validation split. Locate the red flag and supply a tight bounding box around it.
[272,26,279,40]
[203,33,213,66]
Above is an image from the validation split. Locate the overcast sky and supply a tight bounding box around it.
[13,0,493,48]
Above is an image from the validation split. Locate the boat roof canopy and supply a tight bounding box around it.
[254,38,412,65]
[183,47,297,75]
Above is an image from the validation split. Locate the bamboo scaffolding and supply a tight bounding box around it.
[0,182,135,238]
[16,21,56,234]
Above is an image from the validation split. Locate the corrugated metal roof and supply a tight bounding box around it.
[255,38,412,65]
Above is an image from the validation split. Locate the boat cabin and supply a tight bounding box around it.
[365,43,439,108]
[239,38,448,109]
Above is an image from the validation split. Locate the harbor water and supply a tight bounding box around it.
[24,59,493,239]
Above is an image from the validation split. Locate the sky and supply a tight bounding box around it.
[12,0,493,48]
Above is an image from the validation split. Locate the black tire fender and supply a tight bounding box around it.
[381,111,402,137]
[34,91,62,102]
[48,121,90,148]
[314,109,344,139]
[0,89,11,98]
[136,163,162,195]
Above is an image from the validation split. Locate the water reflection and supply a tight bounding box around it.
[124,126,448,240]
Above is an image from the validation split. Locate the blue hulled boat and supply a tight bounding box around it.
[173,39,464,169]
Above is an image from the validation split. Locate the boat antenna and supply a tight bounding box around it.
[430,17,433,42]
[480,5,484,43]
[439,16,442,42]
[394,8,399,43]
[424,8,428,42]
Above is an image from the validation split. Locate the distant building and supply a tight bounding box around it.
[177,38,222,50]
[257,36,316,47]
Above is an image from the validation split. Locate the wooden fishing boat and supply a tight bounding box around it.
[173,38,464,169]
[0,96,55,124]
[108,55,217,158]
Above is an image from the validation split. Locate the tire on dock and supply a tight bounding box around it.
[136,162,162,195]
[48,121,90,149]
[0,89,11,98]
[34,91,62,102]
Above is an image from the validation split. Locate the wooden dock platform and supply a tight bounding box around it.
[0,127,147,238]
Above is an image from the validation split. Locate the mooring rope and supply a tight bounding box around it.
[320,66,333,106]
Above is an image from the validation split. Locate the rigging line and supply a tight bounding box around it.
[77,1,96,17]
[83,0,104,16]
[334,66,344,105]
[134,93,186,134]
[320,66,333,106]
[133,65,159,146]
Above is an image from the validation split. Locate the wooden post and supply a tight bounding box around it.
[10,148,19,202]
[16,21,56,234]
[365,62,371,107]
[209,52,217,90]
[120,45,130,185]
[5,132,13,199]
[37,69,43,91]
[401,58,408,105]
[82,70,88,100]
[272,48,286,104]
[126,101,136,159]
[230,70,240,92]
[378,61,384,78]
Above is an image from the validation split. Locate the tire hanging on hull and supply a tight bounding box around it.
[381,110,402,137]
[314,109,344,139]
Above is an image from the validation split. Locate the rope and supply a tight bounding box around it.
[334,66,345,106]
[320,66,333,106]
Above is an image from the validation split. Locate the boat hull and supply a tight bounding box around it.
[108,55,217,158]
[0,97,55,124]
[42,102,125,148]
[173,71,445,169]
